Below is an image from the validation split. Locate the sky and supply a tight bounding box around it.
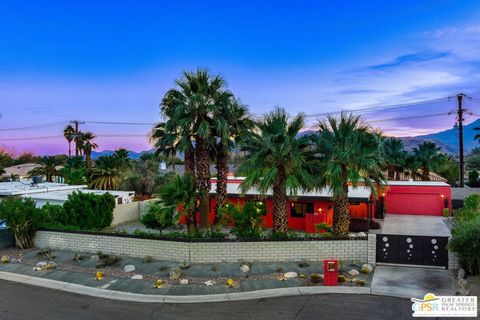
[1,0,480,155]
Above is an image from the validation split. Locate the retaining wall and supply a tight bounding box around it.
[34,230,376,264]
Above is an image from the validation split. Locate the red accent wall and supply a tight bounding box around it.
[385,185,451,216]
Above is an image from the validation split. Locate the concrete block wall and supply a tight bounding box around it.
[35,231,374,264]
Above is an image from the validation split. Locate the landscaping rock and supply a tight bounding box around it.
[361,264,374,274]
[44,262,57,270]
[131,275,143,280]
[0,255,11,263]
[204,280,216,286]
[284,272,298,279]
[348,233,356,238]
[358,232,366,237]
[458,268,466,280]
[169,267,182,281]
[348,269,360,276]
[458,278,468,289]
[179,279,189,285]
[338,275,347,283]
[35,261,47,269]
[90,255,100,262]
[240,264,250,273]
[123,264,135,273]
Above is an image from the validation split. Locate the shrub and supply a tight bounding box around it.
[140,202,175,230]
[219,201,266,239]
[464,193,480,211]
[315,223,332,233]
[0,197,45,249]
[449,218,480,274]
[41,204,66,225]
[369,220,381,230]
[62,192,115,230]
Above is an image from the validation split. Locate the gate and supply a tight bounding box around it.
[376,234,448,268]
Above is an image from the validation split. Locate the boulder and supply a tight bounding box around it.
[358,232,366,237]
[179,279,189,285]
[458,268,466,280]
[123,264,136,273]
[44,262,57,270]
[348,233,356,238]
[240,264,250,273]
[131,274,143,280]
[0,255,11,263]
[284,272,298,279]
[169,267,182,281]
[348,269,360,276]
[35,261,47,269]
[204,280,216,286]
[360,264,374,274]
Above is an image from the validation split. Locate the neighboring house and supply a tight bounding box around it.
[195,176,452,233]
[0,180,137,226]
[451,187,480,209]
[2,163,41,180]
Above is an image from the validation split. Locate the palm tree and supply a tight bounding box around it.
[28,156,63,182]
[90,155,120,190]
[213,98,254,223]
[237,107,316,233]
[78,132,97,171]
[159,69,232,229]
[316,113,386,235]
[113,148,131,171]
[150,122,185,172]
[59,156,87,185]
[156,174,198,234]
[383,137,407,180]
[412,141,443,181]
[63,125,76,157]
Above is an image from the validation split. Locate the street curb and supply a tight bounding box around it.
[0,271,371,303]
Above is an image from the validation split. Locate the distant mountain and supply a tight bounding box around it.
[399,119,480,155]
[91,149,153,160]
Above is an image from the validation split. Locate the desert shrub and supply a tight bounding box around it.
[41,204,66,224]
[62,191,115,230]
[449,218,480,274]
[219,201,266,239]
[464,193,480,211]
[315,222,332,233]
[0,197,45,249]
[140,201,175,230]
[454,194,480,224]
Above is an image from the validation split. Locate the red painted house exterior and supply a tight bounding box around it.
[181,178,452,233]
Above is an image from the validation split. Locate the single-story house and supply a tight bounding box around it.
[199,176,452,233]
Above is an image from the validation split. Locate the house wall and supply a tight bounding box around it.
[34,230,375,264]
[385,185,451,216]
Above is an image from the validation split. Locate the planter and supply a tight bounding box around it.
[0,229,15,249]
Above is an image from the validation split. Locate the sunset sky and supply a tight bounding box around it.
[1,1,480,155]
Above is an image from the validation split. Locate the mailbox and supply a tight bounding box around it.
[323,259,338,286]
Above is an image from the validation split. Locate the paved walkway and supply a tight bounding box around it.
[381,214,451,237]
[0,279,414,320]
[371,265,454,299]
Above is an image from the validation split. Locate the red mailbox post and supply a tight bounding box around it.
[323,259,338,286]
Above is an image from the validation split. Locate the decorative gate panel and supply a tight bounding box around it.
[376,234,448,268]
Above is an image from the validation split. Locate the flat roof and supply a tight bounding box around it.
[210,182,372,201]
[22,189,135,202]
[0,181,86,196]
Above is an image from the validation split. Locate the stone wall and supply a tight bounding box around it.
[35,230,375,264]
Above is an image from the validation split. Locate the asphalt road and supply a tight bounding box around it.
[0,279,416,320]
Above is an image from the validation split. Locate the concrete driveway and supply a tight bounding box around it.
[371,265,454,299]
[381,214,451,237]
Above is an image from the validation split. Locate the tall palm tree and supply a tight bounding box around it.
[412,141,443,181]
[383,137,407,180]
[156,174,198,235]
[316,113,386,235]
[213,98,254,223]
[28,156,63,182]
[90,155,120,190]
[150,122,186,172]
[159,69,232,229]
[78,132,97,171]
[237,108,316,233]
[63,125,76,157]
[113,148,131,171]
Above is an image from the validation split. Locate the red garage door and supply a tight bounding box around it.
[387,193,442,216]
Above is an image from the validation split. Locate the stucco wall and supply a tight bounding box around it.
[34,230,375,264]
[111,202,140,226]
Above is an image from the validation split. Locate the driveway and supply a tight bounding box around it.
[381,214,451,237]
[371,265,454,299]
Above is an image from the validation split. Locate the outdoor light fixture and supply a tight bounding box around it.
[440,194,444,198]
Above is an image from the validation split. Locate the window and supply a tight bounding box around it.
[290,202,314,217]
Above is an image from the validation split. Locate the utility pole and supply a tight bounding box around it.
[70,120,85,156]
[457,93,465,187]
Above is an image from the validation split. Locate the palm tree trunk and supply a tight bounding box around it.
[422,166,430,181]
[333,167,350,235]
[195,138,211,229]
[68,141,72,157]
[214,142,228,225]
[272,166,288,233]
[184,148,195,177]
[387,164,395,180]
[86,151,92,171]
[186,209,196,235]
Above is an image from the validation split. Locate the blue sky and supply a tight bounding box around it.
[1,1,480,154]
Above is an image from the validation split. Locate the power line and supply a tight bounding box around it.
[0,133,149,141]
[83,120,157,126]
[0,121,67,132]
